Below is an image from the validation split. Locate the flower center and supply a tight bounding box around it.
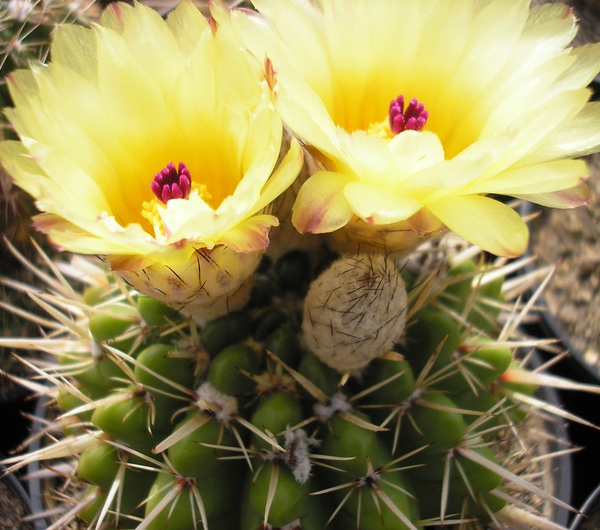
[151,162,192,204]
[389,96,428,134]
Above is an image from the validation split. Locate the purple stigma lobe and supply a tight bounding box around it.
[151,162,192,204]
[389,96,428,134]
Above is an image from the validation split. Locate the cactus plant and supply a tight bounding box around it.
[0,235,593,530]
[1,1,600,529]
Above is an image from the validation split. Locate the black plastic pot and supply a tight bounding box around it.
[0,389,48,530]
[0,385,38,455]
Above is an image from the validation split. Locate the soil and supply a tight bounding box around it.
[0,475,34,530]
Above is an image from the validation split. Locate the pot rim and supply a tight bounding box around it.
[570,481,600,530]
[530,352,573,527]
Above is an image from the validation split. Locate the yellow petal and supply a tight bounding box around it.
[400,156,490,202]
[480,88,590,177]
[523,3,577,63]
[245,137,304,217]
[51,24,99,82]
[248,0,334,108]
[218,215,279,252]
[515,182,590,209]
[466,159,589,196]
[522,102,600,164]
[388,131,445,181]
[338,131,397,188]
[0,140,45,198]
[24,143,113,218]
[292,171,354,234]
[33,213,153,258]
[274,78,344,170]
[95,26,174,164]
[344,182,422,225]
[116,2,181,94]
[166,0,209,59]
[433,0,531,155]
[550,42,600,97]
[477,54,574,142]
[427,195,529,257]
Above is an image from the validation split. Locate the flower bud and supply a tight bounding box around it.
[302,254,407,372]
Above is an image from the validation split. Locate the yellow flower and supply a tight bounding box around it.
[0,0,303,322]
[233,0,600,256]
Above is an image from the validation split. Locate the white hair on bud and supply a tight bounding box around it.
[313,393,351,423]
[284,429,319,484]
[196,382,238,423]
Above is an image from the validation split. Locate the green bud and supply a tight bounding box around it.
[363,357,415,405]
[337,471,418,530]
[440,259,477,315]
[145,465,242,527]
[56,385,93,421]
[83,285,111,306]
[403,309,461,376]
[77,444,120,490]
[248,461,310,527]
[409,445,501,493]
[200,312,252,357]
[298,350,340,398]
[89,304,138,342]
[207,343,260,397]
[321,414,389,479]
[403,392,467,455]
[135,343,194,397]
[78,486,106,524]
[137,295,179,327]
[59,349,129,400]
[250,391,303,451]
[253,308,287,341]
[264,327,303,367]
[167,411,238,478]
[275,250,311,295]
[437,337,513,393]
[91,387,164,454]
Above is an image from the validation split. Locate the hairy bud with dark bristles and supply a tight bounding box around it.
[302,254,407,372]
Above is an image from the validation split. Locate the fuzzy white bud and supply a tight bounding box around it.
[302,254,407,372]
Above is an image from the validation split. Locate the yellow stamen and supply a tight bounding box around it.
[366,120,394,141]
